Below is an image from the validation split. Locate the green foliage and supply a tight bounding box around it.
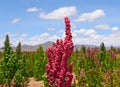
[14,42,27,85]
[1,35,120,86]
[99,42,107,66]
[4,35,10,52]
[70,45,120,87]
[100,42,106,51]
[33,45,47,80]
[0,34,16,86]
[16,42,22,56]
[23,51,35,77]
[81,45,86,54]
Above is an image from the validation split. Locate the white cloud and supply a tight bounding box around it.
[71,24,76,29]
[5,32,18,37]
[85,29,96,36]
[48,28,56,31]
[95,24,110,30]
[89,33,103,39]
[11,18,20,24]
[0,38,4,47]
[56,29,64,33]
[39,6,77,20]
[71,27,120,46]
[1,30,120,48]
[24,33,59,45]
[111,27,119,31]
[29,33,49,41]
[101,32,120,46]
[27,7,40,12]
[95,24,119,32]
[72,29,104,43]
[74,28,86,34]
[21,34,28,37]
[74,9,105,22]
[72,31,120,46]
[0,33,57,47]
[74,29,96,36]
[5,32,28,37]
[71,31,77,37]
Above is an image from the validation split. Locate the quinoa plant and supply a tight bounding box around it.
[0,34,16,86]
[14,42,27,86]
[34,45,47,80]
[46,17,74,87]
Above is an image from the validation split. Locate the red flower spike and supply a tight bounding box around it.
[46,17,74,87]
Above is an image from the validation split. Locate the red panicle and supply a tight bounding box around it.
[46,17,74,87]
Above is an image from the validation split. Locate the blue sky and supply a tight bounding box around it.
[0,0,120,47]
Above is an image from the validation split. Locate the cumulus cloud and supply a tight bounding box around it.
[95,24,119,32]
[74,9,105,22]
[0,33,28,47]
[74,29,96,36]
[39,6,77,20]
[22,33,59,45]
[0,33,58,47]
[11,18,20,24]
[27,7,40,12]
[5,32,28,37]
[72,30,120,46]
[71,24,76,29]
[48,28,56,31]
[73,28,104,40]
[1,30,120,48]
[111,27,119,31]
[56,29,64,34]
[95,24,110,30]
[0,38,4,47]
[21,34,28,37]
[101,32,120,46]
[5,32,18,37]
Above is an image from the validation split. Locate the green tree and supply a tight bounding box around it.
[100,42,106,52]
[14,42,27,86]
[0,34,16,86]
[81,45,86,54]
[4,34,12,63]
[34,45,47,80]
[100,42,106,63]
[16,42,21,57]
